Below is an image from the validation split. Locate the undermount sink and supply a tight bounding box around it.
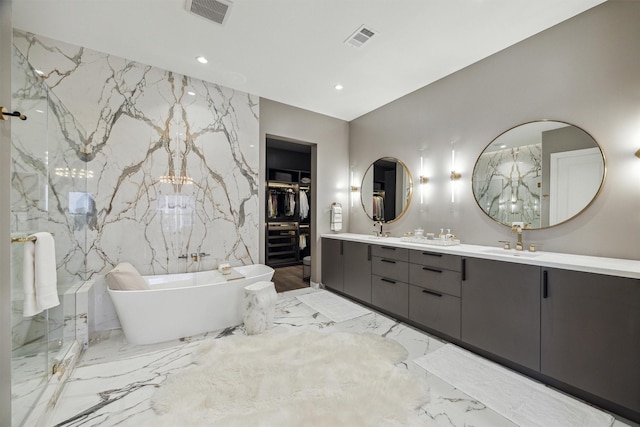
[483,248,541,258]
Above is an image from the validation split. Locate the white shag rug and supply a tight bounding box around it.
[150,331,430,427]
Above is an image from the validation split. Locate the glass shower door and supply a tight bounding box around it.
[10,46,56,427]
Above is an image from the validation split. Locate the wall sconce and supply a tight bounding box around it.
[419,154,429,204]
[635,148,640,158]
[450,143,461,181]
[450,142,461,203]
[350,169,359,207]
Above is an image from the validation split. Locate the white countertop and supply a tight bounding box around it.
[322,233,640,279]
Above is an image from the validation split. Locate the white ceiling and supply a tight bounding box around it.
[12,0,605,121]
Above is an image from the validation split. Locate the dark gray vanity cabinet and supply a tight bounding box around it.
[408,250,462,339]
[541,268,640,415]
[343,241,372,303]
[321,238,344,291]
[321,238,372,302]
[461,257,541,371]
[371,245,409,317]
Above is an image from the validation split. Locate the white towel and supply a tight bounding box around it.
[299,190,309,220]
[23,232,59,317]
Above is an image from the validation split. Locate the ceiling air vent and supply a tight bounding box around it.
[186,0,233,25]
[344,25,376,48]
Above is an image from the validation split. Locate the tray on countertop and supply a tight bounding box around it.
[400,236,461,246]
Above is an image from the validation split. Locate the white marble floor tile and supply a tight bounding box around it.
[47,289,637,427]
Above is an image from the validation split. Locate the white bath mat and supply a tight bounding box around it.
[414,344,615,427]
[150,331,431,426]
[296,290,371,322]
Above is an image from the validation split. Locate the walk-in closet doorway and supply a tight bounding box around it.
[265,137,315,293]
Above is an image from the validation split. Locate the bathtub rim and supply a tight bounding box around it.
[106,264,275,293]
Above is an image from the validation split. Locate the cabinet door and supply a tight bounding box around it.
[409,285,460,339]
[321,238,343,291]
[541,268,640,414]
[343,241,372,303]
[461,258,541,371]
[372,275,408,318]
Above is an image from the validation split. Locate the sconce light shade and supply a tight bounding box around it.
[635,148,640,159]
[419,176,429,185]
[450,171,461,181]
[350,185,360,192]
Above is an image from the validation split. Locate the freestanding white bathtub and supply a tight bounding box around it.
[107,264,274,345]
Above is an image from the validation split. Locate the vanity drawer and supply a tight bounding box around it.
[409,250,461,272]
[372,245,409,262]
[372,257,409,283]
[372,275,408,318]
[409,285,461,339]
[409,263,461,297]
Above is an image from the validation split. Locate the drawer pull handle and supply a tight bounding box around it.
[381,259,396,264]
[422,289,443,297]
[381,278,397,284]
[422,267,442,273]
[421,252,442,257]
[381,246,396,250]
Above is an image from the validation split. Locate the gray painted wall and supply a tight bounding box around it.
[349,0,640,260]
[1,2,12,424]
[259,98,350,281]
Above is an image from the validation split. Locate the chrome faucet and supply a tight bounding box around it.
[511,225,524,251]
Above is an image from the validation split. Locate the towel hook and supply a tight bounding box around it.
[1,106,27,121]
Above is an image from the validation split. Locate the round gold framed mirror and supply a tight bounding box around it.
[360,157,413,223]
[472,120,605,229]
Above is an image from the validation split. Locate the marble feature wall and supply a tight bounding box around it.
[473,144,542,228]
[12,30,260,280]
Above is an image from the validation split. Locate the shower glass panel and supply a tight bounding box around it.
[10,44,83,426]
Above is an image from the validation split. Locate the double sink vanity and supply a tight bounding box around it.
[332,119,639,422]
[321,233,640,423]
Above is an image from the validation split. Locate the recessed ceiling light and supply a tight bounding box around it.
[34,69,44,76]
[334,84,343,91]
[187,91,196,96]
[500,144,507,148]
[196,56,208,64]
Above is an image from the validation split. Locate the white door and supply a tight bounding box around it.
[549,147,603,225]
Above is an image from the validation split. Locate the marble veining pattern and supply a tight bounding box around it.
[46,289,634,427]
[12,29,260,281]
[473,143,542,228]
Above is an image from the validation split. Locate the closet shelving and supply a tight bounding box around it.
[266,167,311,267]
